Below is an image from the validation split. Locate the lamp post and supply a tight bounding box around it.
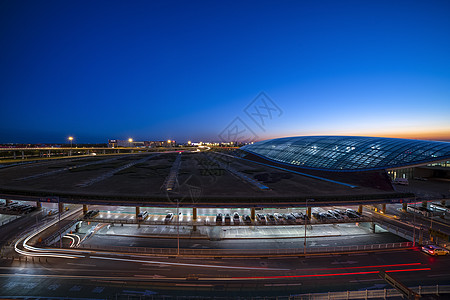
[304,199,314,255]
[68,137,73,156]
[177,199,180,256]
[128,138,133,148]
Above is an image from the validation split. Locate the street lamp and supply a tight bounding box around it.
[68,136,74,156]
[128,138,133,147]
[304,198,314,255]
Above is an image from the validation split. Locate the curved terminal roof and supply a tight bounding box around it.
[240,136,450,171]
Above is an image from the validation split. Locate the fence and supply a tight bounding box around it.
[292,284,450,299]
[0,214,21,227]
[78,241,412,257]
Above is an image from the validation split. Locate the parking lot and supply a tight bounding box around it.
[80,205,366,227]
[0,199,37,215]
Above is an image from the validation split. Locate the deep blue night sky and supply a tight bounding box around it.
[1,0,449,143]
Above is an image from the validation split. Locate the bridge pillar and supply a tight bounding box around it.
[381,204,386,214]
[87,150,90,155]
[421,201,428,209]
[371,222,375,233]
[358,205,363,214]
[58,202,64,214]
[13,151,16,159]
[82,204,88,214]
[36,201,41,210]
[192,207,197,231]
[251,208,256,220]
[103,150,106,154]
[193,207,197,220]
[306,207,311,219]
[21,151,24,160]
[402,203,407,212]
[135,207,140,219]
[6,199,11,206]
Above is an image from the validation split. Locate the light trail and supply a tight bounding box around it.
[232,268,431,280]
[90,255,291,271]
[63,235,75,247]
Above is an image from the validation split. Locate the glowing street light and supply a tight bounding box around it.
[128,138,133,147]
[68,136,73,148]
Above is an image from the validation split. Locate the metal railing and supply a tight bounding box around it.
[0,215,21,226]
[43,218,82,246]
[292,284,450,299]
[79,241,412,257]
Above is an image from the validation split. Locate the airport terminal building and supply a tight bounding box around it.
[239,136,450,187]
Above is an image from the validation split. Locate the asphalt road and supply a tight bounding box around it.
[0,247,449,298]
[82,230,408,250]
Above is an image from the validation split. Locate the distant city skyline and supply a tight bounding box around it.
[1,0,449,144]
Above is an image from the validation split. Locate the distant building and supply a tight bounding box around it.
[108,139,176,148]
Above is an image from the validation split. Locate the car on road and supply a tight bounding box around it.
[421,245,449,256]
[164,212,174,222]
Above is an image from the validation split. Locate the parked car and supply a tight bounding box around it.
[421,245,449,256]
[256,213,266,222]
[274,213,283,220]
[233,212,240,223]
[216,213,223,223]
[267,214,275,223]
[243,214,252,224]
[84,210,99,219]
[328,210,342,219]
[224,213,231,224]
[285,214,296,223]
[165,212,174,222]
[137,211,148,221]
[393,178,409,185]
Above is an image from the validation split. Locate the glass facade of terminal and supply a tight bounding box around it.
[240,136,450,172]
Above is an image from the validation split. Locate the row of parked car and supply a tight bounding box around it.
[0,200,37,214]
[138,211,175,222]
[215,209,362,224]
[312,209,362,221]
[83,210,99,219]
